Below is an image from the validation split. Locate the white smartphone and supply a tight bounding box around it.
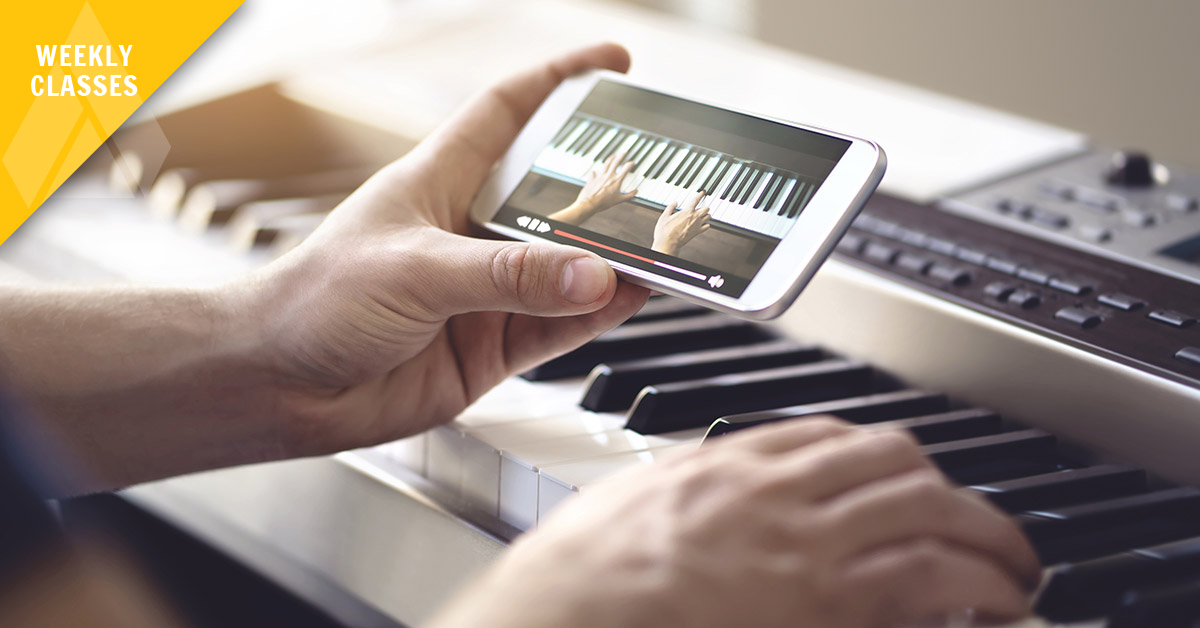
[469,70,886,319]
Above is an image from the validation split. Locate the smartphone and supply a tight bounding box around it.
[469,70,886,319]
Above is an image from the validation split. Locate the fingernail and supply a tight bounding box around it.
[561,257,610,304]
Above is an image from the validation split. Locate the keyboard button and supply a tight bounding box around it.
[1055,307,1103,330]
[1016,266,1053,285]
[1025,206,1071,229]
[1175,347,1200,368]
[836,232,867,254]
[971,464,1146,513]
[1079,224,1114,243]
[625,360,874,435]
[1097,293,1146,311]
[864,409,1001,444]
[985,256,1020,275]
[895,253,933,274]
[928,264,972,286]
[1122,208,1157,227]
[953,247,988,265]
[984,281,1016,301]
[580,341,824,412]
[1038,179,1076,200]
[1077,189,1121,212]
[705,390,949,438]
[1020,487,1200,565]
[1149,309,1198,328]
[523,315,775,380]
[1166,194,1199,213]
[1007,289,1042,309]
[925,237,958,257]
[1048,277,1094,295]
[863,242,900,264]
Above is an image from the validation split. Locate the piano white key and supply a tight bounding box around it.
[458,412,628,517]
[497,428,697,529]
[374,433,429,477]
[537,443,697,526]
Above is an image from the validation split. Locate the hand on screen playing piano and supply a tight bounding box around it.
[432,418,1041,628]
[653,190,712,255]
[548,150,639,225]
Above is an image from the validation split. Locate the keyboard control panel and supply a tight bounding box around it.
[940,148,1200,286]
[839,193,1200,387]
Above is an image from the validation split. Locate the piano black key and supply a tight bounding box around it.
[550,119,580,147]
[682,153,711,189]
[626,359,875,435]
[579,124,610,155]
[568,123,599,154]
[672,151,700,185]
[1037,536,1200,623]
[970,464,1147,513]
[627,137,651,165]
[722,167,750,200]
[673,151,699,187]
[791,183,816,218]
[645,143,676,179]
[737,169,764,204]
[626,297,710,324]
[864,408,1002,444]
[1020,487,1200,565]
[595,130,628,163]
[753,173,780,209]
[922,429,1060,484]
[782,183,807,218]
[701,159,730,196]
[654,145,684,181]
[522,315,776,381]
[760,175,785,210]
[733,166,759,202]
[704,389,948,439]
[1108,578,1200,628]
[777,181,800,216]
[582,340,825,412]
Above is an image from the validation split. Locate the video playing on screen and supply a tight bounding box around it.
[493,80,850,297]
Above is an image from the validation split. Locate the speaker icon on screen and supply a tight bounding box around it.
[707,274,725,288]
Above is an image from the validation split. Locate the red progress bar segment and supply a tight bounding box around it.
[553,230,708,281]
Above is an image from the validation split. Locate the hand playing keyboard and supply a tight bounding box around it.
[429,417,1041,628]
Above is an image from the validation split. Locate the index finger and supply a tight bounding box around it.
[421,43,631,207]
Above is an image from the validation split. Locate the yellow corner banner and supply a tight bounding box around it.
[0,0,243,244]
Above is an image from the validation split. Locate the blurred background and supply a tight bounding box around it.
[147,0,1200,170]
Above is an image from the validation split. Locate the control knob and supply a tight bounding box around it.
[1105,150,1159,187]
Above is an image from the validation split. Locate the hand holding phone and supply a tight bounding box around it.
[470,70,886,319]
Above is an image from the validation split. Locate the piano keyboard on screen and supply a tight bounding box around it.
[531,114,818,240]
[367,294,1200,628]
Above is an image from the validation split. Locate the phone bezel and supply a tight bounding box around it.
[469,69,886,319]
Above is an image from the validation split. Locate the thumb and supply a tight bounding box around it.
[659,202,677,224]
[424,233,618,316]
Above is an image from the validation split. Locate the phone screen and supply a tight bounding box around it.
[493,79,850,297]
